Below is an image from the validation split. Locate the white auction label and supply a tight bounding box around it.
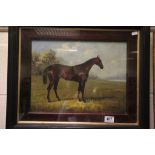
[131,31,138,36]
[104,116,114,123]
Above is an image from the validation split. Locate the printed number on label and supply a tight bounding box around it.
[104,116,114,123]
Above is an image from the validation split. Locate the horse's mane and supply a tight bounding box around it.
[75,57,96,67]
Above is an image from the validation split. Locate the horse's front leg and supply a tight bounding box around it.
[53,79,61,101]
[81,81,86,103]
[77,82,82,101]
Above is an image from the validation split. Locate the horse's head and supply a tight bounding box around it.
[95,56,104,69]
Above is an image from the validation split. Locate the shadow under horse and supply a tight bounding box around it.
[43,56,104,102]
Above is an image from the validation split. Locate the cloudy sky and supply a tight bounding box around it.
[32,41,127,81]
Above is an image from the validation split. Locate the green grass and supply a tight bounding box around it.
[31,75,126,113]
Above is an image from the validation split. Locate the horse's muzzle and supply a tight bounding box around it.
[100,65,104,69]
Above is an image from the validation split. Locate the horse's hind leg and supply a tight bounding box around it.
[47,71,54,102]
[47,81,53,102]
[53,80,61,101]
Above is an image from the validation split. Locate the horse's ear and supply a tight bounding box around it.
[97,55,99,58]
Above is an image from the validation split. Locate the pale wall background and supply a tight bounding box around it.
[0,27,154,128]
[0,27,8,129]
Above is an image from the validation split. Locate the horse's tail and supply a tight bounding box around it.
[43,67,48,84]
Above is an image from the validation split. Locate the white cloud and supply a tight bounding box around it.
[56,48,78,52]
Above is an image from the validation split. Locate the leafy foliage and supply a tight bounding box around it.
[32,49,60,75]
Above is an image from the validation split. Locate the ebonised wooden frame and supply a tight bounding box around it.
[6,26,150,129]
[152,31,155,127]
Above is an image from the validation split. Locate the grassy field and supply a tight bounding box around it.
[31,75,126,113]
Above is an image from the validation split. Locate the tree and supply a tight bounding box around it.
[32,51,42,75]
[41,49,59,66]
[32,49,60,75]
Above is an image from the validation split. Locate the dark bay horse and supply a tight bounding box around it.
[43,56,104,102]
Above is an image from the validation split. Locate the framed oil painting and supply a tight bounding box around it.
[6,27,150,128]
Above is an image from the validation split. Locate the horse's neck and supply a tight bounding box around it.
[82,59,95,73]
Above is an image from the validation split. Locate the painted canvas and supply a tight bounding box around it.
[31,41,127,114]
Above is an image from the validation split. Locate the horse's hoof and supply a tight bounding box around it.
[58,98,61,101]
[83,99,86,103]
[48,100,52,103]
[78,98,81,102]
